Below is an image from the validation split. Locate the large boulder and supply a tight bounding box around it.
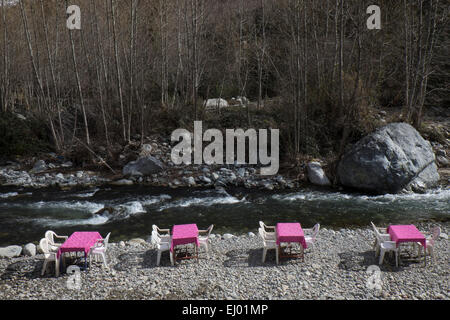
[23,243,36,257]
[0,245,22,258]
[337,123,439,194]
[307,162,331,186]
[123,156,164,177]
[204,98,229,110]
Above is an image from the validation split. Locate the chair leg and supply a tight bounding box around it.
[102,253,108,268]
[379,250,385,265]
[262,248,267,263]
[275,247,279,265]
[170,251,174,266]
[157,251,161,266]
[41,260,48,276]
[429,247,434,263]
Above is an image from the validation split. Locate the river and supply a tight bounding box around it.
[0,185,449,246]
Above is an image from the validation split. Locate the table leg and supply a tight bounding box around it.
[423,244,426,267]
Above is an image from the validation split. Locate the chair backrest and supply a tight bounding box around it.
[312,223,320,238]
[206,225,214,237]
[373,227,383,243]
[258,227,265,239]
[103,232,111,250]
[45,230,56,245]
[431,226,441,242]
[39,238,52,257]
[151,231,161,246]
[258,227,269,244]
[371,222,381,238]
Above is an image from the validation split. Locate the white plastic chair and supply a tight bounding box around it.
[151,231,173,266]
[259,227,279,264]
[370,222,391,256]
[152,224,171,242]
[45,230,68,252]
[89,232,111,268]
[259,221,276,240]
[40,238,63,277]
[416,226,441,263]
[198,225,214,258]
[304,223,320,249]
[375,230,399,267]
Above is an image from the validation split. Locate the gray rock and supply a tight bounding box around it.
[119,241,126,248]
[31,160,47,173]
[337,123,439,194]
[185,176,196,186]
[437,156,449,167]
[15,113,27,121]
[139,144,153,157]
[247,232,256,238]
[223,234,235,240]
[0,245,23,258]
[307,162,331,186]
[128,238,147,246]
[61,161,73,168]
[199,176,212,184]
[237,168,247,177]
[23,243,36,257]
[111,179,134,186]
[204,98,229,110]
[123,156,164,176]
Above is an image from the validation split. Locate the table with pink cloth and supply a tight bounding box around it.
[170,224,199,253]
[57,231,103,259]
[387,225,426,249]
[387,225,427,265]
[276,223,308,249]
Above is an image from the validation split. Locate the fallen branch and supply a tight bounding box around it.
[72,136,117,175]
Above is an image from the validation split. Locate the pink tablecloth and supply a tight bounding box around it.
[387,225,426,249]
[57,231,103,259]
[276,223,308,249]
[170,224,199,252]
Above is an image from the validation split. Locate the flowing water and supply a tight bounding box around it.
[0,185,449,246]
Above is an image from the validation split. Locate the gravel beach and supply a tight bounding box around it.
[0,222,448,300]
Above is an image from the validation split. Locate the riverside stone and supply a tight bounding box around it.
[31,160,46,173]
[23,243,36,257]
[307,162,331,186]
[123,156,164,176]
[0,245,22,258]
[337,123,439,194]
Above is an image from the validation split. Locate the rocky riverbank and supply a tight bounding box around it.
[0,223,448,300]
[0,136,304,191]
